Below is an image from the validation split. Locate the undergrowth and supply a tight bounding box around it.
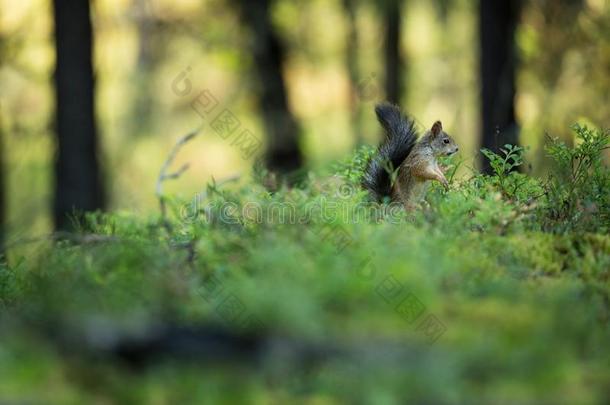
[0,124,609,404]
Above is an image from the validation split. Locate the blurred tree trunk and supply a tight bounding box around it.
[52,0,105,230]
[231,0,303,175]
[0,107,5,256]
[131,0,158,137]
[343,0,364,145]
[479,0,521,173]
[383,0,404,104]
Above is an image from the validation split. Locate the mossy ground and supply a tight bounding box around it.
[1,127,609,404]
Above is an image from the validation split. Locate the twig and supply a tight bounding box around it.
[156,127,201,228]
[199,175,241,201]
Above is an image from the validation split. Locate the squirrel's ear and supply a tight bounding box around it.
[431,121,443,136]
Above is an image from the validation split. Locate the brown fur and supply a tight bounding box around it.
[391,121,458,209]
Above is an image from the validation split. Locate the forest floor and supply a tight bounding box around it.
[0,125,609,404]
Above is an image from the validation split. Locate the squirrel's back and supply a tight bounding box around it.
[362,103,419,201]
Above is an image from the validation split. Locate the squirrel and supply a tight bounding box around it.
[362,103,459,209]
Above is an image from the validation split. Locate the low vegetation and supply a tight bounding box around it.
[1,125,609,404]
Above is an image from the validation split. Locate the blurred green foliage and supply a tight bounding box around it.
[1,124,609,404]
[542,124,610,233]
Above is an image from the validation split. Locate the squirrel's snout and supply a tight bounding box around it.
[446,147,459,156]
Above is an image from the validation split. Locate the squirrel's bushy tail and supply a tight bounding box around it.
[362,103,419,201]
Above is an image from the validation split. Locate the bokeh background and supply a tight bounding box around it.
[1,0,609,239]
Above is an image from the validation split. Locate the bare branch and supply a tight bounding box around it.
[165,163,190,180]
[156,127,201,224]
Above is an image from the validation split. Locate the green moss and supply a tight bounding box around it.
[1,126,609,403]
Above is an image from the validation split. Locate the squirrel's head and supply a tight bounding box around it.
[427,121,459,157]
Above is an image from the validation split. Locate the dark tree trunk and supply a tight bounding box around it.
[479,0,521,173]
[343,0,364,145]
[232,0,303,175]
[52,0,105,230]
[384,0,403,104]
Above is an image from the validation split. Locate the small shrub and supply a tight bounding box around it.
[541,124,610,233]
[334,145,376,186]
[481,144,535,200]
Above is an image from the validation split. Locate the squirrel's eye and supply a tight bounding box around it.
[443,138,450,144]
